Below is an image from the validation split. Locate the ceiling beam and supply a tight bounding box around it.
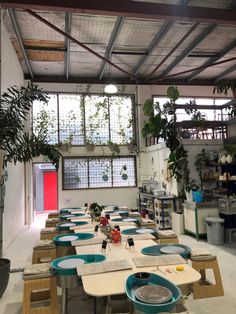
[215,63,236,81]
[132,20,173,76]
[132,0,188,76]
[25,9,139,83]
[154,24,217,79]
[98,16,124,80]
[149,56,236,84]
[26,74,215,86]
[187,38,236,80]
[2,1,236,25]
[64,12,71,80]
[145,22,199,82]
[8,8,33,78]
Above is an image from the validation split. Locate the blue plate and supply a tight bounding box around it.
[125,272,181,313]
[141,244,191,259]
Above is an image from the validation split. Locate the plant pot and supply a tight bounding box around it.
[226,155,233,163]
[85,143,95,152]
[0,258,10,298]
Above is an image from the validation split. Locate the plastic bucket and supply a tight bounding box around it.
[205,217,224,245]
[0,258,10,298]
[192,190,204,203]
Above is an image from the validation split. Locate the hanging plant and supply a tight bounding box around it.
[120,164,128,180]
[74,176,81,183]
[102,174,109,181]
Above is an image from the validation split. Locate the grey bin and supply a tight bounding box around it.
[205,217,225,245]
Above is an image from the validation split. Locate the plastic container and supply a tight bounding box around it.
[205,217,225,245]
[192,190,204,203]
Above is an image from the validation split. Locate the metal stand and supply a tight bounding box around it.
[62,287,68,314]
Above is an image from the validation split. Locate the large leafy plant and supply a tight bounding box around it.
[142,86,191,201]
[0,82,61,171]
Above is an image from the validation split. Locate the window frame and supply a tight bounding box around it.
[62,155,137,190]
[32,92,136,147]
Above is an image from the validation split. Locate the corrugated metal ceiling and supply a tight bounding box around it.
[2,0,236,85]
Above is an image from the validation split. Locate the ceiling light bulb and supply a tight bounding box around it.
[104,84,118,94]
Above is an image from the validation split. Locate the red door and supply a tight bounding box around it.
[43,172,58,211]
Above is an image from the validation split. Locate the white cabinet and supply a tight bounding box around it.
[183,201,219,240]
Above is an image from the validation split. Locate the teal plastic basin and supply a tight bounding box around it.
[59,207,82,214]
[141,244,191,259]
[125,272,181,313]
[56,221,88,231]
[53,233,94,246]
[118,210,129,217]
[51,254,106,276]
[59,213,85,221]
[121,228,156,235]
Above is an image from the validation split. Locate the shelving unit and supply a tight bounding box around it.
[154,196,176,230]
[138,192,155,220]
[201,162,236,198]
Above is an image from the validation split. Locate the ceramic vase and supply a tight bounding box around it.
[226,155,233,163]
[221,155,227,164]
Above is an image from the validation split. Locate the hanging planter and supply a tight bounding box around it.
[102,174,109,181]
[121,173,128,181]
[120,165,128,181]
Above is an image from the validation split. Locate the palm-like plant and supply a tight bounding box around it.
[0,82,61,172]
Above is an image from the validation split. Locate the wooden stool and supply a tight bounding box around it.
[191,257,224,299]
[45,219,60,228]
[40,228,58,240]
[32,247,56,264]
[23,275,59,314]
[48,212,59,219]
[157,237,179,244]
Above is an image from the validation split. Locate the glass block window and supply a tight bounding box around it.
[63,158,88,189]
[32,94,58,144]
[32,93,135,146]
[110,96,134,144]
[63,156,136,190]
[58,94,84,145]
[84,95,109,144]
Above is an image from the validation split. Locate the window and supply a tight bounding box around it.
[32,93,135,146]
[63,156,136,190]
[153,96,230,122]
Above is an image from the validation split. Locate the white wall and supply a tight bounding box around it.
[32,83,230,209]
[34,83,139,208]
[1,21,25,253]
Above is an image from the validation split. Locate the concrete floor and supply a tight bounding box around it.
[0,213,236,314]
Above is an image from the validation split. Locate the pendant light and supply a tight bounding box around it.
[104,60,118,94]
[104,83,118,94]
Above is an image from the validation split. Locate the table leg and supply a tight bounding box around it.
[93,296,97,314]
[62,287,68,314]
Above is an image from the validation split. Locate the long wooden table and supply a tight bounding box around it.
[75,240,200,297]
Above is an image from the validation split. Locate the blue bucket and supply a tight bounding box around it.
[192,190,204,203]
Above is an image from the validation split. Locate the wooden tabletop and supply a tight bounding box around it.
[75,240,201,297]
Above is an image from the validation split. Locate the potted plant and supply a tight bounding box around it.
[185,179,200,201]
[195,149,209,183]
[89,202,104,222]
[223,144,236,163]
[213,79,236,98]
[0,82,61,296]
